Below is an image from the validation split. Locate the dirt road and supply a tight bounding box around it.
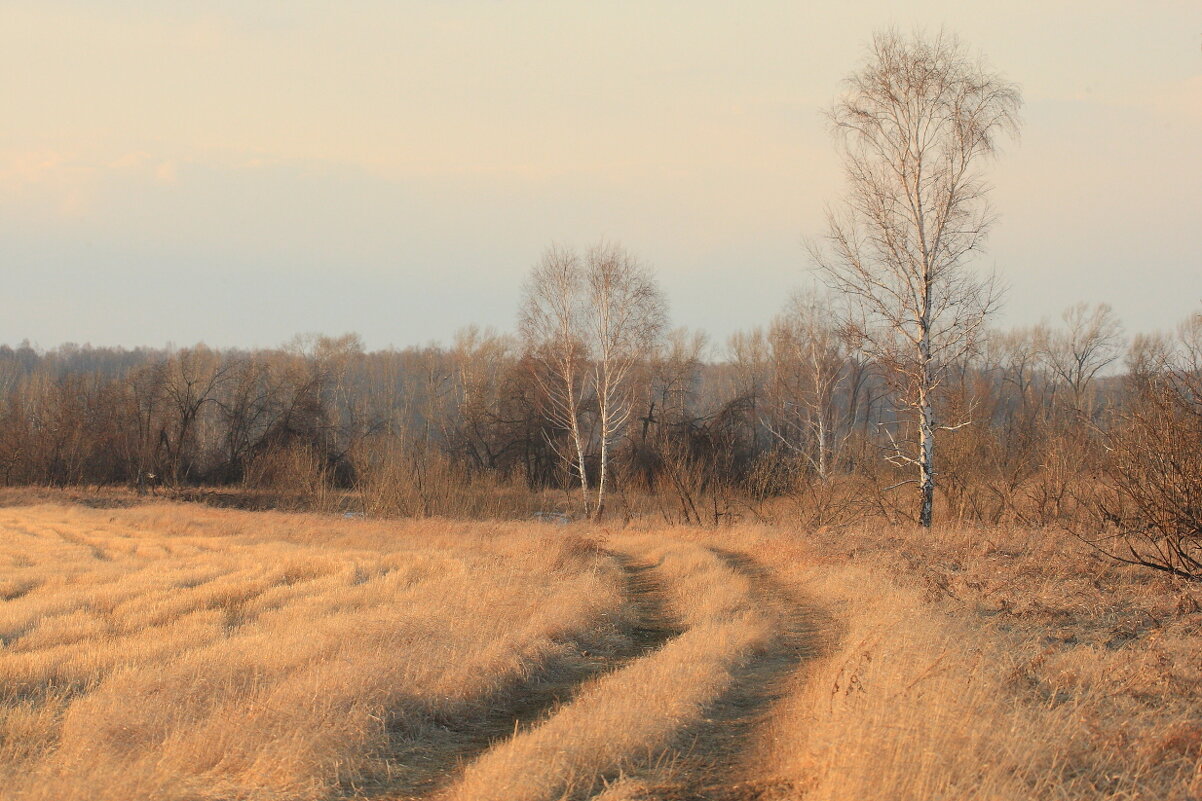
[384,535,821,801]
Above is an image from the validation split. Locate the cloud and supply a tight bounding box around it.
[1,150,68,185]
[0,148,175,218]
[0,150,96,216]
[155,161,178,184]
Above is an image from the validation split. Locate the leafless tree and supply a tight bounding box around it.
[811,29,1021,527]
[727,328,771,455]
[519,246,592,516]
[1039,302,1126,414]
[993,326,1046,409]
[161,346,228,486]
[765,291,849,480]
[519,242,666,519]
[1180,309,1202,371]
[649,327,708,426]
[584,242,668,518]
[446,326,518,471]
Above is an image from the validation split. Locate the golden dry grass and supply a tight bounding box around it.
[0,503,632,800]
[729,522,1202,801]
[1,493,1199,801]
[441,534,774,800]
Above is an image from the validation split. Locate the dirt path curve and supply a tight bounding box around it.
[380,539,826,801]
[377,552,683,799]
[586,548,821,801]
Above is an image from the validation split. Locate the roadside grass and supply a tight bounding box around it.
[723,522,1202,801]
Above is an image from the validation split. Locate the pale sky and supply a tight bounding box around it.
[3,1,1200,351]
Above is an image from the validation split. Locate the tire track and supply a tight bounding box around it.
[375,550,683,800]
[590,548,826,801]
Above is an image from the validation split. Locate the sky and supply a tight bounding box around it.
[2,1,1200,352]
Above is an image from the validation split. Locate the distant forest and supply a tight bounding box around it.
[2,297,1197,536]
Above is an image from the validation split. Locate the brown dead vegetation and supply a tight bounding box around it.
[747,522,1202,800]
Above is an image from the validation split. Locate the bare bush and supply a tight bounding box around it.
[1087,316,1202,580]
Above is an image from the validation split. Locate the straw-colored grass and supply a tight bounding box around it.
[441,534,773,800]
[0,503,631,801]
[724,522,1202,801]
[2,493,1199,801]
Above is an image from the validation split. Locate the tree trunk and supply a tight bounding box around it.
[918,396,935,528]
[566,381,590,518]
[594,366,611,521]
[595,434,607,521]
[816,410,829,481]
[918,328,935,528]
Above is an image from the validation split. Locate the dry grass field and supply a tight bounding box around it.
[1,493,1199,800]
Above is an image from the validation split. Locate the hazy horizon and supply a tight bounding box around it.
[3,1,1199,352]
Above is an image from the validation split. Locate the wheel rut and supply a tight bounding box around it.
[374,550,683,800]
[592,548,824,801]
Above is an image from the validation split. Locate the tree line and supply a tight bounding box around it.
[1,298,1197,520]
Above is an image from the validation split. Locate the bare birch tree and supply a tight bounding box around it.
[520,242,666,520]
[765,292,849,480]
[812,29,1021,527]
[584,242,667,518]
[519,246,592,515]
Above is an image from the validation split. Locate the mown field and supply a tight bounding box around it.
[0,495,1199,800]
